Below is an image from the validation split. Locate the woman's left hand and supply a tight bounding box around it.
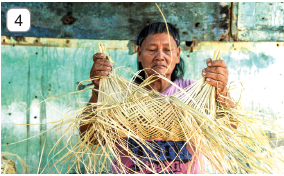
[202,58,236,127]
[202,58,228,92]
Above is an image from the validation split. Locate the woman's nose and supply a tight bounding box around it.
[154,49,165,60]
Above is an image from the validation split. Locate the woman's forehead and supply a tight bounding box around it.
[142,33,176,46]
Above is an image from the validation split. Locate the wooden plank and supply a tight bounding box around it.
[235,2,284,41]
[1,45,30,173]
[1,2,231,41]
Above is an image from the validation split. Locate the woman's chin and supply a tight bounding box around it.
[148,69,167,77]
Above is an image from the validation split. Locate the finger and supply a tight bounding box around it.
[90,69,100,78]
[94,63,112,72]
[206,58,211,65]
[93,53,105,62]
[95,58,112,67]
[206,78,225,91]
[207,60,226,68]
[202,71,227,83]
[204,67,228,76]
[93,70,109,77]
[217,94,226,104]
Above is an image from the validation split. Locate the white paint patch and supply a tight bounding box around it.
[219,2,229,7]
[1,101,27,124]
[276,119,284,130]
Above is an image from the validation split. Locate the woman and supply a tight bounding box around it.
[81,22,233,174]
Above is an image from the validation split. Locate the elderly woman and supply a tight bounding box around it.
[81,22,234,174]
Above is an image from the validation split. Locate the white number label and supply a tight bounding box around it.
[15,15,23,26]
[7,8,30,32]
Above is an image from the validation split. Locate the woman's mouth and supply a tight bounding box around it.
[153,65,166,68]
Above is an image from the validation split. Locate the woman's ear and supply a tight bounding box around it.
[176,46,181,64]
[137,46,142,62]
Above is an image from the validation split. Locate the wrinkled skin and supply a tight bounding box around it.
[202,58,232,106]
[136,33,180,93]
[90,53,112,90]
[203,58,228,93]
[136,33,181,82]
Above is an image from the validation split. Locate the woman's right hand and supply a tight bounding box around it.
[90,53,112,89]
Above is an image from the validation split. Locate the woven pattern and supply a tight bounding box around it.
[97,91,190,141]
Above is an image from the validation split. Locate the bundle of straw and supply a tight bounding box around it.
[56,43,283,174]
[1,152,29,174]
[1,155,17,174]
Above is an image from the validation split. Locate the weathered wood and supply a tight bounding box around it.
[1,45,30,174]
[234,2,284,41]
[1,2,231,41]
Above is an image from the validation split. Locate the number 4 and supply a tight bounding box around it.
[15,14,23,26]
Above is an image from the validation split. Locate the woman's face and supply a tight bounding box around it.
[137,32,181,79]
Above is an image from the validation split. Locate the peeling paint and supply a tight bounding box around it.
[236,2,284,41]
[1,2,231,41]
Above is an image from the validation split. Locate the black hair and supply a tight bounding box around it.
[135,22,185,82]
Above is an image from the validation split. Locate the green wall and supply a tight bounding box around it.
[2,38,284,173]
[1,1,284,174]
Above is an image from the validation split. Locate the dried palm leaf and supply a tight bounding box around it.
[45,44,283,174]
